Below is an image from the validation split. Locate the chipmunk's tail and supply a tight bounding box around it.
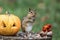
[21,26,26,33]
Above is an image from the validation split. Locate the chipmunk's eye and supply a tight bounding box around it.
[31,12,32,13]
[28,18,31,19]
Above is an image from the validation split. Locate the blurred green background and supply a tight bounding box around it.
[0,0,60,40]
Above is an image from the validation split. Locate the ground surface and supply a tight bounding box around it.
[0,32,52,40]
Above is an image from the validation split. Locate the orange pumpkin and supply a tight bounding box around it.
[0,12,21,36]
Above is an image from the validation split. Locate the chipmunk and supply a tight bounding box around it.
[21,8,36,33]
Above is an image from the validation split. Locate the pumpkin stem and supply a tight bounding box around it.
[5,11,10,15]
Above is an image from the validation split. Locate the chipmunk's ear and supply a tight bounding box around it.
[29,8,32,12]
